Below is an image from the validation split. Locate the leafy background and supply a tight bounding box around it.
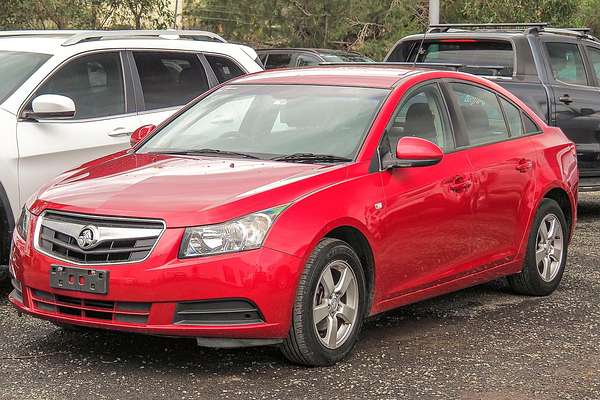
[2,0,600,60]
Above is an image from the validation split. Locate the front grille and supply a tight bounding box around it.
[173,299,263,325]
[30,289,151,324]
[36,211,164,265]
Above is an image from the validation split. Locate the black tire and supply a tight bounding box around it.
[281,238,367,366]
[508,198,568,296]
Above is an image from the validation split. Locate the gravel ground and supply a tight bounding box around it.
[1,193,599,400]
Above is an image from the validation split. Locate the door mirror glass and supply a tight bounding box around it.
[130,124,156,147]
[386,136,443,169]
[24,94,76,120]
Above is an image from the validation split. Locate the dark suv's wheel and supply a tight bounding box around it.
[281,238,367,366]
[508,198,568,296]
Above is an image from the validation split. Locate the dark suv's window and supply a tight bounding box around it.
[205,54,245,83]
[133,52,209,110]
[35,52,124,119]
[265,53,292,69]
[449,82,509,146]
[388,40,514,77]
[546,42,588,86]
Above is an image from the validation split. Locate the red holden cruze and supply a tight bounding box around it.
[9,66,578,366]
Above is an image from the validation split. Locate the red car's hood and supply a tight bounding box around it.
[31,153,347,227]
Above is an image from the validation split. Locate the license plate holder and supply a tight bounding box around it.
[49,265,109,295]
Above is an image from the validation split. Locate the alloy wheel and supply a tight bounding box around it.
[536,213,564,282]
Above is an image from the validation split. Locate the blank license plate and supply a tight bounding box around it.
[49,265,109,295]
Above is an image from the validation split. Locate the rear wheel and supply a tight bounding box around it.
[281,238,367,366]
[508,199,568,296]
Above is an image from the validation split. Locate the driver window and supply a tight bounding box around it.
[386,83,453,152]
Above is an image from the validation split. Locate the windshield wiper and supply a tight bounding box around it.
[271,153,353,163]
[157,148,260,159]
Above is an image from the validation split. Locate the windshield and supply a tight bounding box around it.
[138,84,388,161]
[320,53,374,63]
[0,51,51,103]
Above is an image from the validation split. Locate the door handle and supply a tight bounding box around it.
[559,95,573,105]
[516,158,533,173]
[108,127,133,137]
[447,175,472,193]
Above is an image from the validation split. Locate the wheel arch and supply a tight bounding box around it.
[542,186,575,237]
[0,183,15,265]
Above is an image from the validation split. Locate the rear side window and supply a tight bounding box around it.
[450,82,509,146]
[205,54,245,83]
[265,53,292,69]
[546,42,588,85]
[35,52,124,119]
[523,114,541,134]
[296,54,320,67]
[392,40,514,77]
[499,97,524,136]
[586,46,600,83]
[133,52,209,111]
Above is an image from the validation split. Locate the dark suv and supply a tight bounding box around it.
[257,48,373,70]
[386,23,600,191]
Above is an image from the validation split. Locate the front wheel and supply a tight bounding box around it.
[508,198,569,296]
[281,238,367,366]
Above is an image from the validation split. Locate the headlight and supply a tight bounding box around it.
[15,207,30,241]
[179,205,288,258]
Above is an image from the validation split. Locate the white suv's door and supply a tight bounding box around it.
[16,51,139,202]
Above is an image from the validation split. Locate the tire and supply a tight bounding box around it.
[281,238,367,366]
[508,198,569,296]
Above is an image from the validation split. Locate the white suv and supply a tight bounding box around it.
[0,30,262,278]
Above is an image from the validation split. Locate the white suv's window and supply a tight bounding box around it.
[133,51,210,111]
[0,51,50,103]
[34,52,125,119]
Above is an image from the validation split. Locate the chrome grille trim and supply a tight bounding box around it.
[34,210,166,265]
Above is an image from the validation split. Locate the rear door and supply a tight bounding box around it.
[542,39,600,178]
[445,81,538,267]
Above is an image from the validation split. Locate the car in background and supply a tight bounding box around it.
[0,30,263,281]
[9,65,577,366]
[385,23,600,192]
[257,48,373,69]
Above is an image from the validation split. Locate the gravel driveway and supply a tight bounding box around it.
[1,193,599,400]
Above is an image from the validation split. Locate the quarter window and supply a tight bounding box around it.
[499,97,524,137]
[205,54,245,83]
[133,52,209,111]
[387,83,453,151]
[449,83,509,146]
[34,52,125,119]
[546,42,588,86]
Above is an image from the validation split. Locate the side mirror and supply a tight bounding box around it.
[130,124,156,147]
[383,136,443,169]
[24,94,76,120]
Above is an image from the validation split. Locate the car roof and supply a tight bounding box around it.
[232,66,425,88]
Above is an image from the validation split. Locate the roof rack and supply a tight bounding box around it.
[429,23,548,33]
[541,27,599,41]
[61,30,227,46]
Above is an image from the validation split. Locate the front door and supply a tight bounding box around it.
[377,82,475,299]
[17,51,139,204]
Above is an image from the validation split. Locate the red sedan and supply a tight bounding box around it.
[9,66,578,366]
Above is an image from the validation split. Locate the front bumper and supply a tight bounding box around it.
[8,226,303,340]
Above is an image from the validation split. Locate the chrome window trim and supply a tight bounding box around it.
[34,210,166,266]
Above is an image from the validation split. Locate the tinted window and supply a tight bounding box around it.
[499,97,524,137]
[206,54,245,83]
[296,54,320,67]
[546,42,587,85]
[265,53,292,69]
[450,83,509,146]
[133,52,209,111]
[413,41,514,77]
[523,114,541,134]
[388,83,452,151]
[0,51,50,103]
[587,46,600,83]
[35,52,124,119]
[319,52,373,63]
[139,85,388,160]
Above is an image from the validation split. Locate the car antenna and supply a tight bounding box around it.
[413,24,430,68]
